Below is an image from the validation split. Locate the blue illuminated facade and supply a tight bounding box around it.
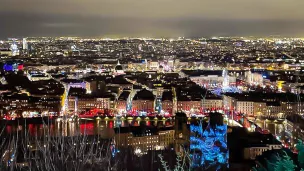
[3,61,24,72]
[3,63,13,71]
[190,114,228,170]
[155,98,162,114]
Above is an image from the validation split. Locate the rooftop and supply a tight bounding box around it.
[162,91,173,101]
[118,91,130,101]
[181,70,223,77]
[224,92,304,103]
[133,89,155,101]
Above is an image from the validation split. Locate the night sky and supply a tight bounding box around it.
[1,0,304,38]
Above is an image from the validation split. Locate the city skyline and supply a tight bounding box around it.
[1,1,304,170]
[0,33,304,170]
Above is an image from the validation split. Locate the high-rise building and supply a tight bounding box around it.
[10,41,19,56]
[23,38,28,50]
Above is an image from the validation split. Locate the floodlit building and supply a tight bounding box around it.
[68,96,112,113]
[132,89,155,113]
[114,127,175,155]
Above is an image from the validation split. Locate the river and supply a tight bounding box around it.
[0,118,174,137]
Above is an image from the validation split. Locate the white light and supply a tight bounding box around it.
[135,148,142,154]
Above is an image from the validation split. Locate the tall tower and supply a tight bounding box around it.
[138,44,143,51]
[10,41,19,56]
[222,69,229,88]
[23,38,28,50]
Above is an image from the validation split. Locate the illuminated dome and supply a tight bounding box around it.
[115,65,123,71]
[114,60,124,75]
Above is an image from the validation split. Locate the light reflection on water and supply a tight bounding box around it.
[1,119,174,137]
[0,119,176,170]
[255,120,285,136]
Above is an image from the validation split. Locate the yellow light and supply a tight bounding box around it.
[277,81,284,90]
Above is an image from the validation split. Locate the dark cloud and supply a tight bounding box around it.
[2,0,304,20]
[1,0,304,39]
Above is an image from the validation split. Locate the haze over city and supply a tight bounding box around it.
[1,0,304,38]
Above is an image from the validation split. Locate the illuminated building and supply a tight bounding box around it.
[130,133,160,154]
[265,102,285,118]
[222,69,229,88]
[224,92,302,119]
[246,71,263,85]
[148,61,159,70]
[0,49,12,56]
[176,91,202,113]
[190,113,228,169]
[88,81,106,94]
[277,81,284,92]
[23,38,28,50]
[285,118,304,147]
[244,144,282,160]
[117,90,131,113]
[224,95,262,117]
[3,63,14,72]
[113,60,125,75]
[3,62,23,72]
[236,101,288,119]
[114,127,175,155]
[202,97,223,110]
[161,91,173,115]
[167,60,174,69]
[17,64,24,70]
[158,130,175,147]
[10,41,19,56]
[223,93,236,111]
[61,79,88,111]
[138,44,143,51]
[253,102,267,117]
[236,101,255,116]
[68,96,112,113]
[0,94,61,118]
[27,71,51,81]
[132,89,155,113]
[177,101,201,113]
[175,85,206,114]
[293,102,304,115]
[153,86,164,98]
[180,70,236,89]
